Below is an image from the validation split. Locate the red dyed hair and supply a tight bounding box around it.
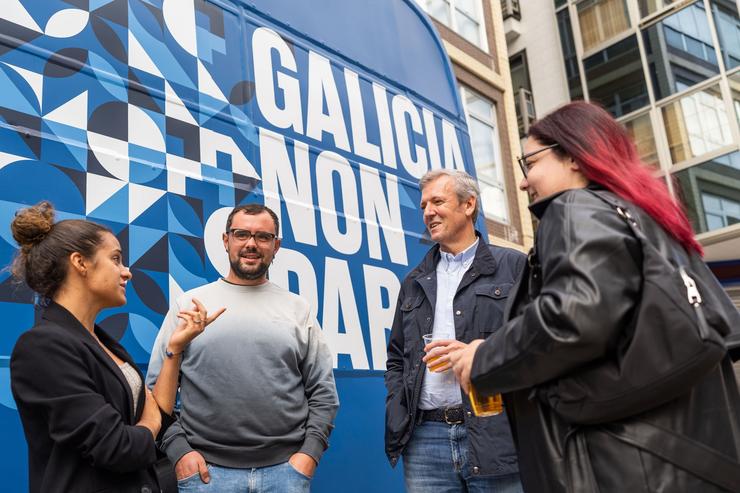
[528,101,702,254]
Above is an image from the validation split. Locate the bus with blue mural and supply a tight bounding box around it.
[0,1,480,490]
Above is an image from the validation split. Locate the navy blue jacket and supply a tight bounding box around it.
[384,233,526,477]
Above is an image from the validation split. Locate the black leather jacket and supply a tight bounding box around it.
[384,233,526,477]
[471,188,740,492]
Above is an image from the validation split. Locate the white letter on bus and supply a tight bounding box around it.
[253,27,303,133]
[364,265,401,370]
[259,128,317,246]
[322,257,369,369]
[372,83,397,169]
[316,151,362,255]
[359,164,407,266]
[442,119,465,170]
[345,68,381,163]
[392,95,428,179]
[306,51,351,152]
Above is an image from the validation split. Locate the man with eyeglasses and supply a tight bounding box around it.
[147,204,338,493]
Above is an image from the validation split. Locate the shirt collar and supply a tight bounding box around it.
[439,238,479,271]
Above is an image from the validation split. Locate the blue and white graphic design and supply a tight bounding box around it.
[0,1,476,490]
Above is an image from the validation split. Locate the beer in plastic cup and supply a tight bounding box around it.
[422,333,448,372]
[468,385,503,417]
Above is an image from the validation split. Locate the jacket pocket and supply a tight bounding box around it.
[474,283,512,337]
[400,296,427,344]
[474,283,512,300]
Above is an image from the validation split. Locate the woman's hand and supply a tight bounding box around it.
[136,389,162,439]
[449,339,484,394]
[167,298,226,355]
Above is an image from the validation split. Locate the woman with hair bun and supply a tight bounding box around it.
[448,101,740,492]
[9,201,224,493]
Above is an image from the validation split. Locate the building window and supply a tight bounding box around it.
[638,0,679,18]
[622,112,659,169]
[731,71,740,127]
[583,35,650,117]
[711,0,740,71]
[643,1,719,101]
[703,192,740,230]
[510,51,536,137]
[460,86,509,222]
[577,0,631,52]
[557,7,585,100]
[661,84,733,164]
[673,151,740,234]
[421,0,488,50]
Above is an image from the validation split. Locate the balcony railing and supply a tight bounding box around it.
[501,0,521,20]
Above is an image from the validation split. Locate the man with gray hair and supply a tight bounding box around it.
[385,169,525,492]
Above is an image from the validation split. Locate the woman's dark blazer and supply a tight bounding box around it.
[10,301,168,493]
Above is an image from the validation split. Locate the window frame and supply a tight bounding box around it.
[458,84,510,223]
[420,0,489,52]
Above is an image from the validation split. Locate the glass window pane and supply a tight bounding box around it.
[710,0,740,70]
[469,118,497,167]
[703,193,722,210]
[427,0,451,26]
[577,0,631,52]
[461,88,508,222]
[730,71,740,127]
[466,92,494,120]
[674,151,740,233]
[622,112,660,169]
[661,84,733,165]
[583,35,650,117]
[705,213,726,230]
[643,2,720,101]
[455,11,482,46]
[638,0,661,18]
[557,8,584,100]
[510,51,531,92]
[480,184,508,222]
[456,0,477,17]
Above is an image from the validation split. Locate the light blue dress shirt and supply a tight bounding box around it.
[418,238,479,410]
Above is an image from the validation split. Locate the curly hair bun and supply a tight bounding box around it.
[11,201,56,251]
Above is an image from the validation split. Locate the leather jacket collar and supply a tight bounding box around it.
[528,183,602,219]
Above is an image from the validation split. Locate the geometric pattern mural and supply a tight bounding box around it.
[0,2,465,490]
[0,0,262,382]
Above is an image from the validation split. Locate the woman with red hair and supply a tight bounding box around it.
[448,101,740,492]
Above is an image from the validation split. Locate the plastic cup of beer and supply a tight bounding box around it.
[468,385,503,417]
[422,333,448,372]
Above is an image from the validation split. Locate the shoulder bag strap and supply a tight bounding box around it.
[602,420,740,492]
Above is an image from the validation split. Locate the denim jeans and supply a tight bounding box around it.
[403,421,523,493]
[176,461,311,493]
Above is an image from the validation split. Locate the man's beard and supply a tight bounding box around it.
[230,248,271,280]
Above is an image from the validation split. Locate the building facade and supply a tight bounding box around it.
[417,0,535,251]
[504,0,740,305]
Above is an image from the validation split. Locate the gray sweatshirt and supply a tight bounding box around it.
[146,279,339,468]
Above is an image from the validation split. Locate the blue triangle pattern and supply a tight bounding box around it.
[128,224,167,264]
[131,193,168,229]
[88,184,128,223]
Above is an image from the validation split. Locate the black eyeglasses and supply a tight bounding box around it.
[517,143,559,178]
[227,229,277,244]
